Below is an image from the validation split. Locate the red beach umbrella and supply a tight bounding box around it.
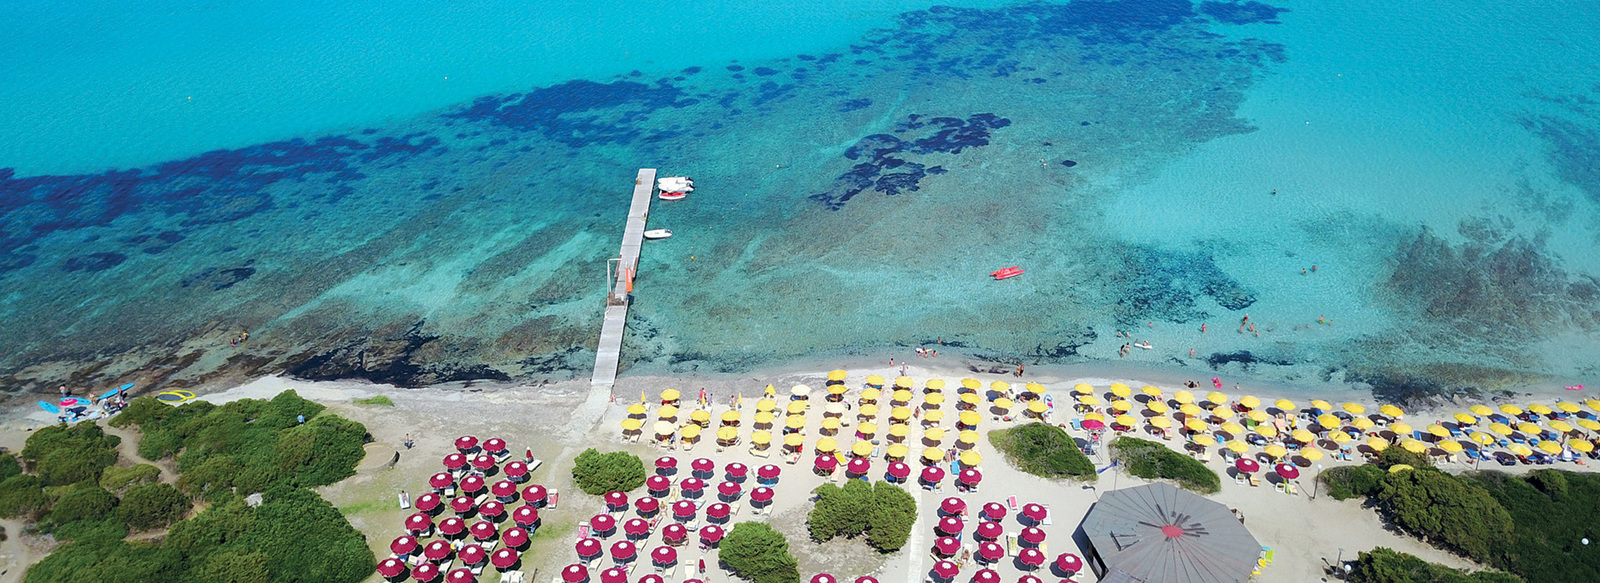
[424,539,454,561]
[646,475,672,492]
[856,578,878,583]
[459,544,487,565]
[414,563,442,583]
[847,458,871,475]
[937,516,964,535]
[430,472,455,489]
[1081,419,1106,431]
[504,461,529,479]
[757,464,781,480]
[470,520,498,541]
[972,569,1000,583]
[887,462,911,479]
[624,518,650,536]
[590,514,615,533]
[718,481,742,497]
[391,536,419,556]
[600,568,628,583]
[727,462,749,478]
[450,496,476,514]
[982,502,1006,521]
[975,521,1003,541]
[959,469,983,486]
[814,455,838,471]
[415,492,442,512]
[491,480,518,499]
[576,538,603,558]
[679,478,706,493]
[611,540,636,561]
[1017,547,1046,568]
[1275,463,1301,480]
[700,524,725,544]
[812,575,836,583]
[934,536,961,556]
[606,491,629,508]
[1021,503,1046,522]
[672,500,697,518]
[940,497,966,515]
[447,568,475,583]
[562,565,589,583]
[471,454,496,471]
[491,548,519,570]
[692,458,716,473]
[438,517,466,537]
[483,438,507,454]
[512,505,539,527]
[455,435,479,452]
[977,541,1005,562]
[1019,527,1046,545]
[443,453,468,470]
[479,501,506,520]
[635,496,661,514]
[655,456,677,471]
[751,487,775,503]
[933,561,960,579]
[922,466,946,484]
[377,558,408,578]
[663,523,688,542]
[651,546,677,565]
[1235,458,1260,473]
[638,576,665,583]
[503,527,530,548]
[1018,577,1041,583]
[522,484,548,505]
[706,502,732,518]
[405,512,434,535]
[460,475,485,494]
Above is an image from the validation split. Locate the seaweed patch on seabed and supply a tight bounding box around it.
[809,114,1009,210]
[1108,246,1256,325]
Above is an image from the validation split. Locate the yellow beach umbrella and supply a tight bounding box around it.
[1022,382,1043,394]
[1183,418,1205,432]
[927,379,947,391]
[828,384,848,395]
[1351,418,1375,430]
[627,403,648,415]
[1536,441,1562,454]
[865,375,886,386]
[889,424,910,438]
[661,389,681,402]
[1570,439,1595,453]
[962,393,983,405]
[925,427,946,441]
[1499,404,1522,415]
[827,369,848,381]
[1111,400,1133,412]
[757,399,777,412]
[861,388,881,401]
[1150,416,1173,429]
[716,427,739,442]
[786,415,807,429]
[754,411,776,425]
[1388,464,1413,473]
[959,411,982,426]
[1556,401,1581,413]
[1587,399,1600,412]
[860,404,880,417]
[1389,422,1413,435]
[653,421,676,436]
[1111,383,1132,397]
[691,410,712,424]
[1274,399,1295,411]
[1425,424,1449,438]
[681,425,702,439]
[1469,404,1493,416]
[1076,395,1100,406]
[1141,385,1163,397]
[960,451,982,467]
[891,407,912,421]
[1210,408,1235,420]
[1179,404,1204,417]
[820,417,841,430]
[1379,404,1404,418]
[892,390,914,403]
[1342,402,1365,415]
[887,443,909,459]
[1310,399,1332,411]
[784,433,805,447]
[1208,392,1229,405]
[858,422,878,436]
[1174,390,1195,404]
[1329,431,1352,443]
[1146,401,1169,414]
[1508,443,1533,457]
[1577,419,1600,432]
[1027,401,1047,414]
[1221,422,1245,435]
[1400,439,1426,454]
[1469,431,1496,445]
[1262,445,1287,458]
[991,381,1011,392]
[815,436,837,452]
[1316,414,1341,428]
[1226,440,1249,453]
[852,440,874,457]
[787,401,807,414]
[926,393,946,406]
[722,410,741,423]
[1453,413,1478,425]
[621,418,643,431]
[1246,410,1270,423]
[1114,414,1138,427]
[751,430,772,445]
[961,378,981,390]
[1292,429,1316,443]
[1191,434,1216,446]
[659,405,679,418]
[895,376,915,388]
[1254,425,1278,438]
[925,410,946,423]
[1084,412,1106,422]
[1438,440,1463,453]
[1301,448,1325,461]
[1488,423,1513,435]
[1239,395,1261,409]
[923,447,943,462]
[959,430,980,445]
[1528,404,1552,416]
[1515,422,1541,435]
[1073,383,1094,395]
[994,398,1014,410]
[1366,436,1388,451]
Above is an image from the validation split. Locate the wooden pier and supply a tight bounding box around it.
[591,168,657,387]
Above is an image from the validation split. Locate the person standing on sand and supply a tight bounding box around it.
[1015,364,1024,377]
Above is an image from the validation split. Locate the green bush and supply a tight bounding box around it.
[352,396,393,406]
[165,499,256,555]
[23,539,187,583]
[721,521,800,583]
[22,423,120,486]
[1468,470,1600,582]
[0,474,52,520]
[1321,464,1386,500]
[865,481,917,552]
[571,449,646,495]
[808,480,871,541]
[989,422,1096,479]
[233,487,374,583]
[46,484,118,527]
[1111,437,1220,494]
[138,429,184,461]
[191,550,271,583]
[1376,446,1431,470]
[100,464,162,493]
[1376,469,1513,564]
[0,453,22,481]
[1350,547,1523,583]
[119,483,191,531]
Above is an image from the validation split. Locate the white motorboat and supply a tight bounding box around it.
[657,177,694,191]
[644,229,672,239]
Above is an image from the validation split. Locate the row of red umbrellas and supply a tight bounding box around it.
[426,473,546,503]
[453,435,509,454]
[656,456,783,481]
[1234,458,1300,479]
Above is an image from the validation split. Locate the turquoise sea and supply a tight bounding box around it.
[3,0,1598,400]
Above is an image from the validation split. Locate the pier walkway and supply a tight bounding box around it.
[591,168,657,388]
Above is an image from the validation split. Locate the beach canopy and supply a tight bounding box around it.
[933,560,960,579]
[959,468,982,486]
[828,370,848,381]
[982,502,1006,521]
[377,558,408,578]
[922,466,946,483]
[1056,553,1084,573]
[576,538,603,557]
[503,527,530,548]
[976,520,1003,540]
[701,524,726,543]
[1082,482,1261,583]
[941,497,966,515]
[1020,526,1046,544]
[978,541,1005,561]
[751,487,776,502]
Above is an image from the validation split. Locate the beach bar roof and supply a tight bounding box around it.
[1079,482,1259,583]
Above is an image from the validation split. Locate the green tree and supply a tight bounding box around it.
[46,484,118,527]
[570,449,646,495]
[1350,547,1523,583]
[190,550,270,583]
[22,423,121,486]
[1320,464,1386,500]
[866,481,917,552]
[0,474,51,520]
[807,480,871,541]
[165,499,256,555]
[1376,470,1513,563]
[100,464,162,494]
[234,486,374,583]
[119,483,191,531]
[721,521,800,583]
[0,453,22,481]
[989,423,1096,479]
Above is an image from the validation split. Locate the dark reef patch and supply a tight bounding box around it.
[1519,115,1600,206]
[1108,246,1255,325]
[61,252,127,273]
[837,98,873,112]
[289,320,512,387]
[1205,350,1290,371]
[181,265,257,291]
[810,113,1008,210]
[1199,1,1290,25]
[445,79,693,147]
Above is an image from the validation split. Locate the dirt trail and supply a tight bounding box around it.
[100,425,178,485]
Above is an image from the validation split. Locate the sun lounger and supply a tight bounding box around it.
[548,489,559,509]
[1041,504,1052,526]
[751,447,770,458]
[470,564,484,576]
[729,502,742,517]
[1235,474,1247,485]
[1007,496,1018,511]
[1249,475,1261,487]
[1286,484,1299,496]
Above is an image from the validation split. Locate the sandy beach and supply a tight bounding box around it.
[2,355,1593,583]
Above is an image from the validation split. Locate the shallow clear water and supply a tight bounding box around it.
[2,0,1598,399]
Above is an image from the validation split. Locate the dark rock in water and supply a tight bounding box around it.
[1060,160,1077,167]
[837,98,873,112]
[181,265,256,290]
[811,113,1011,210]
[726,65,744,72]
[289,320,512,387]
[1205,350,1290,371]
[1109,246,1255,325]
[752,67,779,76]
[61,252,127,272]
[1200,1,1290,25]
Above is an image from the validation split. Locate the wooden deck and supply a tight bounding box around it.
[591,168,657,387]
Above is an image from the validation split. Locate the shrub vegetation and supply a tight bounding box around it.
[21,423,122,486]
[353,395,394,406]
[1350,547,1523,583]
[988,422,1095,479]
[1110,437,1220,494]
[571,449,646,495]
[806,480,917,552]
[721,521,800,583]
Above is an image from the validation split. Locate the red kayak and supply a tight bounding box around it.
[659,191,688,200]
[991,266,1025,280]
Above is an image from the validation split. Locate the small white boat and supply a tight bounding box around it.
[657,177,694,192]
[644,229,672,240]
[659,191,687,201]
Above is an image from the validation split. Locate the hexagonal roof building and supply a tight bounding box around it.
[1079,482,1261,583]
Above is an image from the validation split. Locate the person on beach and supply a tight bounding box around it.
[1014,364,1024,377]
[59,385,69,398]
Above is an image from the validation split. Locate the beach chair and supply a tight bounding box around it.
[729,502,743,517]
[1041,504,1052,526]
[548,489,560,509]
[1261,547,1276,565]
[1286,484,1299,496]
[751,447,770,458]
[1249,475,1261,487]
[1196,449,1212,463]
[1274,482,1286,494]
[1007,496,1018,511]
[1234,474,1247,485]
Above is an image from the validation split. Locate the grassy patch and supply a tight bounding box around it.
[1110,436,1220,494]
[988,423,1095,480]
[353,396,394,406]
[337,498,391,516]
